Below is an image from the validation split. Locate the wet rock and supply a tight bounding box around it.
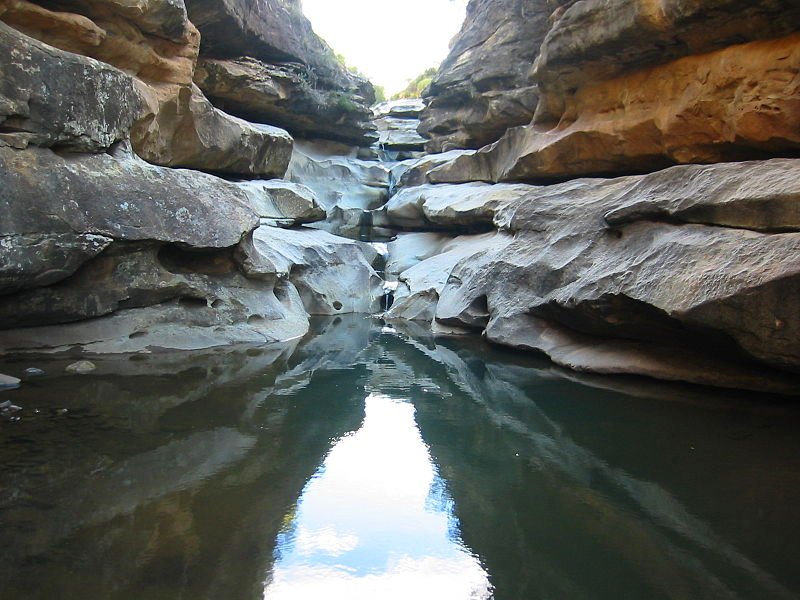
[195,57,377,146]
[419,0,551,153]
[237,226,383,315]
[66,360,96,374]
[22,367,45,377]
[132,84,293,178]
[0,373,21,389]
[0,21,145,152]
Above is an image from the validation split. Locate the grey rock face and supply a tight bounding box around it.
[237,226,383,315]
[418,0,550,153]
[0,145,258,294]
[0,22,144,152]
[385,159,800,389]
[184,0,376,145]
[195,58,377,146]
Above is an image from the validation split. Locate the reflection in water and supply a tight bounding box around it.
[265,393,491,599]
[0,316,799,600]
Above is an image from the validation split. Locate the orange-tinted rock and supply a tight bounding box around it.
[430,34,800,183]
[0,0,199,85]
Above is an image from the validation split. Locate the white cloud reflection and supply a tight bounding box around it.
[264,394,491,599]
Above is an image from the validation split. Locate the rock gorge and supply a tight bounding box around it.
[1,0,799,394]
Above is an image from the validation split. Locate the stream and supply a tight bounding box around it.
[1,316,799,599]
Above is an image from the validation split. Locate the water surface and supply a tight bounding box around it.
[1,316,799,599]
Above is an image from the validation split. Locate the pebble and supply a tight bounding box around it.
[23,367,45,378]
[0,373,21,389]
[65,360,96,374]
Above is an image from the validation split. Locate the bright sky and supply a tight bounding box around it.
[302,0,468,95]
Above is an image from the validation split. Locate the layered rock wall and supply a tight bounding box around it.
[0,0,382,353]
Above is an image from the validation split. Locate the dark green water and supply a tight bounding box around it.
[1,316,799,599]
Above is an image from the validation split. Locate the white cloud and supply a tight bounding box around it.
[301,0,468,94]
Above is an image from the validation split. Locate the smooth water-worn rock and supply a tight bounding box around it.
[65,360,96,374]
[387,159,800,390]
[0,145,260,295]
[385,182,531,230]
[373,99,426,152]
[418,0,551,153]
[238,226,383,315]
[0,21,144,152]
[195,57,377,146]
[286,140,390,237]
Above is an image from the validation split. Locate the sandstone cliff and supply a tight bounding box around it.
[387,0,800,392]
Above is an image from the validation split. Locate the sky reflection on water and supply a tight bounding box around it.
[264,393,491,600]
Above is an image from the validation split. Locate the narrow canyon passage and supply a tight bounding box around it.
[2,317,799,599]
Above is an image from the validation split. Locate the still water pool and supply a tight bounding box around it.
[1,316,799,599]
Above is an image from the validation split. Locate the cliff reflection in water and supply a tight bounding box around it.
[1,316,799,599]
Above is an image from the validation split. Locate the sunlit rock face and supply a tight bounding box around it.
[425,0,800,182]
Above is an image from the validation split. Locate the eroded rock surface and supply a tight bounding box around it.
[386,159,800,391]
[238,226,383,315]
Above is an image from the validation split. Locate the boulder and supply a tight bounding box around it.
[389,150,476,190]
[386,232,508,323]
[236,180,325,225]
[418,0,551,153]
[132,84,293,177]
[385,183,530,230]
[237,226,383,315]
[195,57,377,146]
[0,144,258,294]
[0,21,144,152]
[386,159,800,387]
